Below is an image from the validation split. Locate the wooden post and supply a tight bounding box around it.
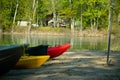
[107,0,114,65]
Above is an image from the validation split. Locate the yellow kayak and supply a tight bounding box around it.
[14,55,50,69]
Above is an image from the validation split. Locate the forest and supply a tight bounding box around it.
[0,0,120,33]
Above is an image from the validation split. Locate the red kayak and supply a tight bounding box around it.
[47,44,70,58]
[26,44,70,58]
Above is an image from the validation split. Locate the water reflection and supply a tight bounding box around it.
[0,34,108,50]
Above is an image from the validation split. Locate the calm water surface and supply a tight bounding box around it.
[0,34,119,51]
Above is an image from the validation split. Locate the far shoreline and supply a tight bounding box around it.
[2,30,109,37]
[1,27,119,38]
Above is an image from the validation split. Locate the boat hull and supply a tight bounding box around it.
[0,45,24,75]
[14,55,50,69]
[26,44,70,58]
[25,45,48,55]
[47,44,70,58]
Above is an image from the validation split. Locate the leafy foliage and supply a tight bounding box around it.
[0,0,119,32]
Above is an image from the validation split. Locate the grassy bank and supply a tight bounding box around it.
[2,26,108,37]
[2,26,120,37]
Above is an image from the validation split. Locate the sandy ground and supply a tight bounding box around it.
[0,50,120,80]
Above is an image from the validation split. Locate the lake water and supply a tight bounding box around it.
[0,34,119,51]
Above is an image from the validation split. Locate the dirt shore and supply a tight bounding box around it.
[0,50,120,80]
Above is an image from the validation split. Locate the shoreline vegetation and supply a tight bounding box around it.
[0,25,120,38]
[0,27,111,37]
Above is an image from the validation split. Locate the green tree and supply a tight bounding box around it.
[0,0,16,31]
[0,0,119,33]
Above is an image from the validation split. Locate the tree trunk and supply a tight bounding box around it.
[71,18,74,33]
[12,3,18,33]
[80,4,83,32]
[32,0,36,21]
[51,0,56,27]
[90,19,93,30]
[96,17,99,30]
